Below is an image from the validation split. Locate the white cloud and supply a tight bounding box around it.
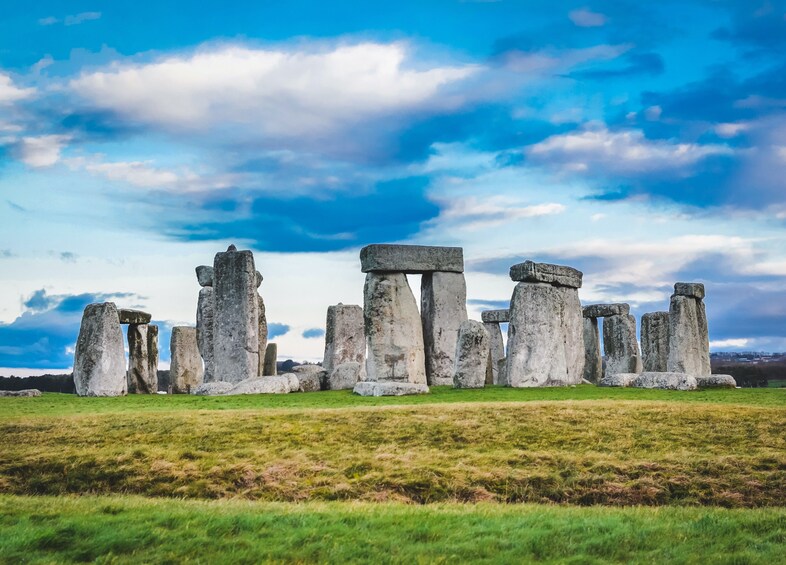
[38,16,58,26]
[503,44,629,74]
[69,42,480,138]
[17,135,70,168]
[438,196,565,230]
[568,8,607,27]
[0,73,35,105]
[710,338,750,349]
[527,126,732,175]
[714,122,750,138]
[64,12,101,26]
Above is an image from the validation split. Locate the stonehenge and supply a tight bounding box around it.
[506,261,584,387]
[127,323,159,394]
[323,304,365,389]
[453,320,490,389]
[668,283,711,376]
[641,312,669,372]
[170,326,203,394]
[73,302,127,397]
[263,343,278,376]
[581,303,640,383]
[481,309,508,385]
[421,272,469,385]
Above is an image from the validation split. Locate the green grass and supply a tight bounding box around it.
[2,387,784,506]
[1,385,784,419]
[1,495,785,564]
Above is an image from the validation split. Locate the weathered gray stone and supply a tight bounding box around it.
[263,343,277,376]
[284,373,300,393]
[353,381,430,396]
[506,282,584,387]
[696,374,737,388]
[255,271,263,288]
[196,287,215,382]
[582,317,602,383]
[327,361,363,390]
[170,326,204,394]
[294,372,322,392]
[363,272,427,384]
[196,265,214,287]
[484,322,505,385]
[192,381,235,396]
[582,303,630,318]
[603,314,642,378]
[360,244,463,274]
[257,293,268,377]
[322,304,365,378]
[118,308,152,325]
[509,261,583,289]
[421,272,468,386]
[292,364,323,375]
[73,302,127,397]
[641,312,669,372]
[0,389,42,397]
[630,372,698,391]
[453,320,490,389]
[481,309,510,323]
[674,282,705,300]
[228,376,290,395]
[127,324,158,394]
[213,247,259,383]
[497,358,507,386]
[667,294,711,376]
[598,373,637,387]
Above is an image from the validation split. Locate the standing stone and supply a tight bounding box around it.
[453,320,490,389]
[641,312,669,372]
[73,302,127,397]
[363,272,426,384]
[170,327,203,394]
[263,343,277,376]
[603,314,642,378]
[147,325,159,384]
[257,293,268,377]
[195,265,214,287]
[127,324,157,394]
[582,317,602,383]
[667,284,711,376]
[421,272,468,386]
[506,263,584,387]
[323,304,366,377]
[196,287,215,382]
[213,246,259,383]
[484,322,505,384]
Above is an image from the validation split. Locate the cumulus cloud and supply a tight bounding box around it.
[0,73,35,105]
[527,125,732,175]
[568,8,607,27]
[16,135,70,168]
[437,196,565,230]
[69,42,480,138]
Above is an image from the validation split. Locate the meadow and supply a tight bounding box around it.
[1,385,785,563]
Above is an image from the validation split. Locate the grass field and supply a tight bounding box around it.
[1,385,785,563]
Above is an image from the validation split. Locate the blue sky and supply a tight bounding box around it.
[1,0,786,372]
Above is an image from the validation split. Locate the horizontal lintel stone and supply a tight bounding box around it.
[674,282,705,299]
[481,309,510,323]
[509,261,583,288]
[360,244,464,274]
[582,303,630,318]
[118,309,152,325]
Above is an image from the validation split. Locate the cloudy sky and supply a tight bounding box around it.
[1,0,786,373]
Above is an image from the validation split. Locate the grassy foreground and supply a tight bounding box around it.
[1,495,785,564]
[1,387,784,505]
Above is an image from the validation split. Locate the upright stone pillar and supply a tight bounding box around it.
[258,293,268,377]
[196,285,215,382]
[481,309,509,385]
[453,320,490,389]
[323,304,366,379]
[263,343,277,376]
[641,312,669,372]
[127,323,158,393]
[73,302,127,397]
[582,317,602,383]
[506,261,584,387]
[603,314,642,377]
[421,272,468,386]
[170,326,203,393]
[667,283,711,376]
[213,245,259,383]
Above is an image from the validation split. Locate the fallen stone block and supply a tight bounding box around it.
[599,373,637,387]
[509,261,582,289]
[294,371,322,392]
[360,244,464,274]
[327,361,363,390]
[696,374,737,388]
[630,372,698,391]
[582,303,630,318]
[0,389,42,397]
[229,376,291,395]
[674,282,705,300]
[192,382,235,396]
[481,309,510,323]
[353,381,430,396]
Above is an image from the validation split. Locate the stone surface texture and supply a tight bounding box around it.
[421,272,468,386]
[674,282,705,299]
[509,261,582,288]
[196,265,214,287]
[696,374,737,388]
[630,372,698,391]
[196,287,215,382]
[481,309,510,323]
[192,382,235,396]
[73,302,127,397]
[582,303,630,318]
[599,373,637,387]
[257,293,268,377]
[603,314,643,377]
[453,320,490,389]
[506,282,584,387]
[327,361,363,390]
[0,389,42,397]
[263,343,278,376]
[322,304,365,377]
[169,326,204,394]
[213,247,259,383]
[294,372,322,392]
[118,309,152,325]
[484,322,505,385]
[641,312,669,372]
[353,381,430,396]
[363,272,426,384]
[360,244,464,274]
[127,324,158,394]
[582,317,602,383]
[228,376,291,395]
[667,293,711,376]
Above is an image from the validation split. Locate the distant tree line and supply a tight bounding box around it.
[0,373,75,393]
[711,361,786,388]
